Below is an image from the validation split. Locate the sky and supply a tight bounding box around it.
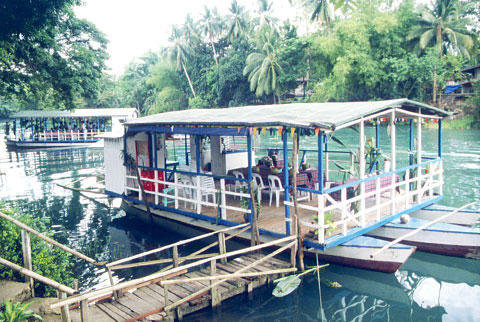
[75,0,296,76]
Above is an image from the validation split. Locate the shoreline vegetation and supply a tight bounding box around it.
[425,115,479,130]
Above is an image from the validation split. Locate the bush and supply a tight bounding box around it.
[0,208,74,297]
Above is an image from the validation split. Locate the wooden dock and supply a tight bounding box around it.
[1,210,298,322]
[69,253,292,321]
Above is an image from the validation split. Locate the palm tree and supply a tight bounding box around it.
[407,0,475,102]
[308,0,333,25]
[299,0,356,26]
[200,6,222,67]
[256,0,279,30]
[243,27,283,103]
[163,25,196,97]
[226,0,249,42]
[182,14,200,47]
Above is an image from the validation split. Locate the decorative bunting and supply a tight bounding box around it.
[278,127,283,136]
[291,127,295,137]
[262,127,267,135]
[253,127,257,136]
[314,127,320,136]
[238,127,241,134]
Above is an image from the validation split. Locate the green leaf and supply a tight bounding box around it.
[272,275,301,297]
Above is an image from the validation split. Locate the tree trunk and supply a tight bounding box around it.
[182,62,196,97]
[292,131,305,271]
[210,35,219,67]
[433,65,437,104]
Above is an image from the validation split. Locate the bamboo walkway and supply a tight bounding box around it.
[69,254,291,322]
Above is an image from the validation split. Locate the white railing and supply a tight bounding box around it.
[38,130,103,141]
[287,158,443,244]
[124,168,251,222]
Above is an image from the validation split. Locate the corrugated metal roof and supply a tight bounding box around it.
[12,108,138,118]
[125,99,450,131]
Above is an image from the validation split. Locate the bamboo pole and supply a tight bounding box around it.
[0,257,75,295]
[56,183,105,195]
[51,235,296,309]
[249,181,260,248]
[161,268,297,285]
[158,224,251,272]
[21,230,34,297]
[110,253,218,271]
[370,202,476,258]
[57,291,71,322]
[107,223,249,268]
[164,240,297,312]
[0,211,96,264]
[291,131,305,271]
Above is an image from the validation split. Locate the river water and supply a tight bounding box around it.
[0,127,479,321]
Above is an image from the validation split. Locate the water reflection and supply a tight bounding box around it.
[1,130,479,321]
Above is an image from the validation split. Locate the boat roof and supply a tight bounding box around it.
[11,108,138,119]
[125,99,451,131]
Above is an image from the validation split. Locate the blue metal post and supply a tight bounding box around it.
[283,128,291,235]
[318,132,324,194]
[375,119,380,149]
[409,119,413,166]
[438,119,442,158]
[247,130,253,223]
[153,134,157,168]
[185,134,189,166]
[247,131,252,181]
[195,135,201,173]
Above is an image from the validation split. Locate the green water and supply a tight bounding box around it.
[0,127,479,321]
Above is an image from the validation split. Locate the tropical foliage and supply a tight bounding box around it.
[0,208,74,297]
[0,0,479,122]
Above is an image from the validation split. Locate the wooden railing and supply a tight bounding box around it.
[0,211,99,322]
[50,229,297,321]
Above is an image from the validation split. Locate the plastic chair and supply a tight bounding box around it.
[180,177,195,209]
[233,171,248,199]
[252,173,269,204]
[199,176,216,205]
[268,175,285,208]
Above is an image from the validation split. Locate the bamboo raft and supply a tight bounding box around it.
[69,253,292,322]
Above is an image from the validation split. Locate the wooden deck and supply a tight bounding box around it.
[69,254,291,322]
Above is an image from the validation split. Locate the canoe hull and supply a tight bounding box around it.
[305,240,415,274]
[367,218,480,259]
[411,205,480,227]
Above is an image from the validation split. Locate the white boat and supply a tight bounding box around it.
[367,217,480,259]
[5,108,138,149]
[410,204,480,227]
[103,98,474,273]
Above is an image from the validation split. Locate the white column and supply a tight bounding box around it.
[359,119,365,227]
[417,111,423,203]
[390,110,396,214]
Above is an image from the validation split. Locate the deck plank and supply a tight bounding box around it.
[97,302,134,321]
[70,304,117,322]
[78,253,290,321]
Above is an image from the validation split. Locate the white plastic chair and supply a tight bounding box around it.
[200,176,216,205]
[268,175,285,208]
[180,177,195,209]
[252,173,269,204]
[232,170,248,199]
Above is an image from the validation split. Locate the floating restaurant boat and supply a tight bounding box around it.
[103,98,478,273]
[5,108,138,148]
